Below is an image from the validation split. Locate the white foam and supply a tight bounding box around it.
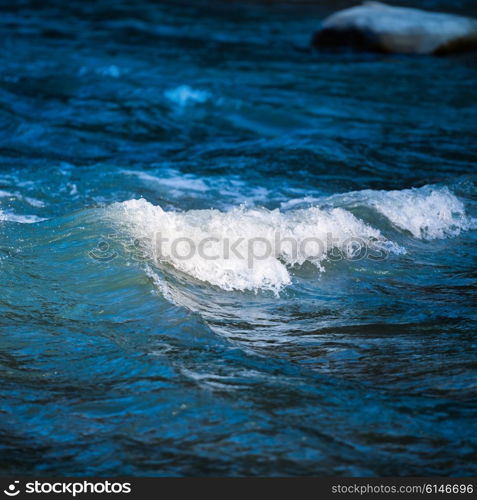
[322,186,477,240]
[282,186,476,240]
[111,199,402,293]
[109,185,475,292]
[363,186,477,239]
[164,85,210,107]
[0,210,45,224]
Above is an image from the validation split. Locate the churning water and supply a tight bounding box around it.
[1,0,477,476]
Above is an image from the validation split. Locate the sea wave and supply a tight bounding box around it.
[282,185,477,240]
[114,198,402,292]
[106,183,475,293]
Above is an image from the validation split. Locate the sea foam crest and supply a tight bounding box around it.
[112,199,401,293]
[283,185,477,240]
[363,186,476,239]
[111,185,475,292]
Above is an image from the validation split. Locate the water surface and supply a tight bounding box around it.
[1,0,477,476]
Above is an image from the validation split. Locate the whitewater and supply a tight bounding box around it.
[1,0,477,477]
[109,185,476,293]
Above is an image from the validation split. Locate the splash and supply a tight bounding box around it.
[110,199,402,293]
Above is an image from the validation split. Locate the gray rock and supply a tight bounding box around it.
[312,2,477,55]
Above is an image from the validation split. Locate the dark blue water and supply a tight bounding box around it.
[1,0,477,476]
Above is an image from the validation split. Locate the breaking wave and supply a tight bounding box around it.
[109,185,475,293]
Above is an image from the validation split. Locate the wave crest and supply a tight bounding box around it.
[109,185,475,293]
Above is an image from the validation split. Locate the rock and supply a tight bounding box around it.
[312,2,477,55]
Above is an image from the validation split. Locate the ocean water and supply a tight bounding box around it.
[1,0,477,477]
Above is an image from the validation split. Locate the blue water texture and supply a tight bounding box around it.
[0,0,476,476]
